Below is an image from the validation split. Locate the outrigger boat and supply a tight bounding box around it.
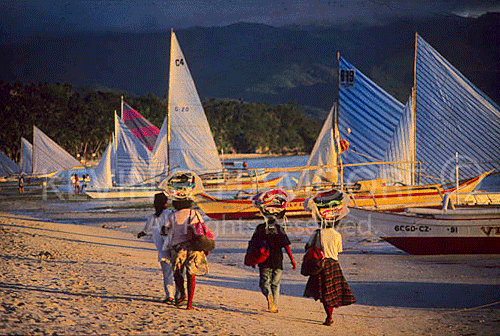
[86,30,278,199]
[194,170,491,219]
[349,195,500,255]
[194,37,500,220]
[347,33,500,255]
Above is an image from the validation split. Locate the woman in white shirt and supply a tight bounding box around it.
[303,189,356,326]
[137,192,175,304]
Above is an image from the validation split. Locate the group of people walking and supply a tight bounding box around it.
[137,171,355,326]
[70,173,90,194]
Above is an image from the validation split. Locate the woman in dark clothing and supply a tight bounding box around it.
[250,189,296,313]
[303,189,356,326]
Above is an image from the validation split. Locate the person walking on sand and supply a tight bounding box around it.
[162,171,209,310]
[303,189,356,326]
[250,189,296,313]
[137,192,176,304]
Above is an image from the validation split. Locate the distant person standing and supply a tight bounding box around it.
[70,174,76,192]
[18,174,24,194]
[81,174,90,192]
[250,189,296,313]
[137,192,176,304]
[303,189,356,326]
[74,174,80,194]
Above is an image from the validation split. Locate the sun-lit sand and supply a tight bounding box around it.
[1,195,500,335]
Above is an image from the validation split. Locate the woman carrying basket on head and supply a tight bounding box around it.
[250,189,296,313]
[303,189,356,326]
[160,171,212,310]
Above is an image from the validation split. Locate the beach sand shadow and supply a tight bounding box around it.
[283,281,500,309]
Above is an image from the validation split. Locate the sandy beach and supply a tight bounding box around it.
[1,194,500,336]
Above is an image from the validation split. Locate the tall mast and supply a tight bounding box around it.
[333,51,343,188]
[411,32,418,185]
[120,96,124,120]
[32,126,36,174]
[167,29,174,174]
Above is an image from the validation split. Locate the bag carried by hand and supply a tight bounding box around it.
[244,238,269,267]
[300,230,324,276]
[190,211,215,252]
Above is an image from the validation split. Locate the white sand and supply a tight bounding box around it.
[1,200,500,335]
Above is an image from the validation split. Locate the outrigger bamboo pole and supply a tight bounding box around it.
[247,160,423,174]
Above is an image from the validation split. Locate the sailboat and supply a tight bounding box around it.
[28,126,82,177]
[85,112,165,198]
[20,137,33,174]
[0,152,19,177]
[86,30,279,199]
[349,33,500,254]
[194,51,492,220]
[121,98,160,151]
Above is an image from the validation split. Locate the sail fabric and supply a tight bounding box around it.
[91,140,113,189]
[295,107,338,189]
[32,126,81,175]
[21,137,33,174]
[0,152,19,176]
[166,31,222,174]
[114,114,164,186]
[122,102,160,151]
[379,97,416,185]
[152,116,169,175]
[413,35,500,182]
[337,57,404,182]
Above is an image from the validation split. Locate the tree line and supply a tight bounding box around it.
[0,81,321,162]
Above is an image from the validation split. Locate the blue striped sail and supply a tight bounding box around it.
[338,57,404,182]
[381,35,500,185]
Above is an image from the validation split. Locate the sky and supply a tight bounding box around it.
[1,0,500,43]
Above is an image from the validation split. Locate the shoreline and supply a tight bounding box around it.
[1,199,500,335]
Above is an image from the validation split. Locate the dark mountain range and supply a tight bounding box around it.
[1,13,499,121]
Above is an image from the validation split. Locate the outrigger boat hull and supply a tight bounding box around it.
[349,206,500,255]
[194,171,490,220]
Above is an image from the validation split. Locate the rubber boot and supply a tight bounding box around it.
[186,274,196,310]
[267,294,278,313]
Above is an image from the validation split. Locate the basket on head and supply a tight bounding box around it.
[158,171,203,200]
[252,189,292,219]
[304,188,349,222]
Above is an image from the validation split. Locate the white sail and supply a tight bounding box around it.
[296,106,338,189]
[91,140,113,189]
[21,137,33,174]
[0,152,19,176]
[164,30,222,174]
[32,126,81,175]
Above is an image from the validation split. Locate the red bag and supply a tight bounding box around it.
[300,230,325,276]
[244,239,269,267]
[189,210,215,252]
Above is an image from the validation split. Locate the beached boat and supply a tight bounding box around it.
[194,171,490,219]
[345,33,500,254]
[194,51,494,219]
[19,126,82,179]
[349,201,500,255]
